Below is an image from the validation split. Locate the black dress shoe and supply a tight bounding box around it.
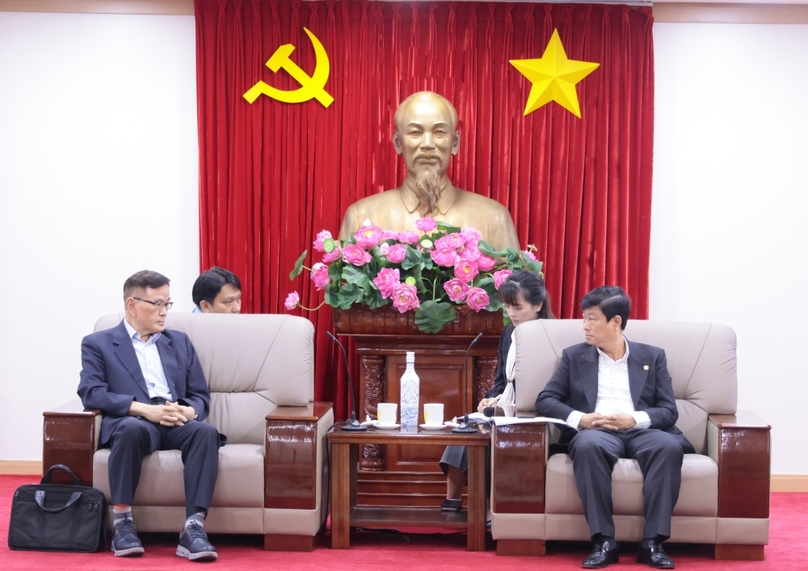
[582,541,619,569]
[637,540,675,569]
[441,498,462,512]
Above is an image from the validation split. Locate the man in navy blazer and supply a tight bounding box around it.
[77,270,219,562]
[536,286,693,570]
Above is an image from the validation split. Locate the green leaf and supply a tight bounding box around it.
[342,265,372,290]
[364,290,388,309]
[519,257,544,274]
[325,288,340,307]
[336,283,363,309]
[289,249,308,280]
[401,247,423,271]
[414,300,457,334]
[436,221,462,234]
[475,276,494,289]
[478,240,505,258]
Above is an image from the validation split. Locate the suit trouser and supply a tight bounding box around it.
[568,428,683,540]
[106,416,219,518]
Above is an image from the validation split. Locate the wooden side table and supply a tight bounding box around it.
[328,426,490,550]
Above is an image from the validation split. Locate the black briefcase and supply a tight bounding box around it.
[8,464,107,552]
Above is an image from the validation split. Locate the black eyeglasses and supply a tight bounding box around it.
[133,297,174,310]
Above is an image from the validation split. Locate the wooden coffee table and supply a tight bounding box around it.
[328,425,490,550]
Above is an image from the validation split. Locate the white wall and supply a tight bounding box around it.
[652,23,808,474]
[1,12,805,476]
[0,12,199,461]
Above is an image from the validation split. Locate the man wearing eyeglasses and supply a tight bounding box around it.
[77,270,220,562]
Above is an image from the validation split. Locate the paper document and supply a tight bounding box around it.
[490,416,567,426]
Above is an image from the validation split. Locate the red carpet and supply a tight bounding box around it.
[1,474,805,570]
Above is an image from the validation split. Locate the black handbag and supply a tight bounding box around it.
[8,464,107,552]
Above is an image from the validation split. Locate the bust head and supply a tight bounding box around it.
[392,92,461,215]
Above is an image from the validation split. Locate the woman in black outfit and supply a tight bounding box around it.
[439,270,553,511]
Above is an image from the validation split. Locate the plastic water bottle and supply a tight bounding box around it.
[399,351,420,429]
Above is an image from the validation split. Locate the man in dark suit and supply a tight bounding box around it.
[536,286,693,569]
[77,270,220,562]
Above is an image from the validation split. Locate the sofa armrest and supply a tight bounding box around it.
[42,398,101,485]
[265,402,334,511]
[708,410,771,519]
[491,422,549,514]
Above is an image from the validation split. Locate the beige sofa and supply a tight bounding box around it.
[489,319,771,560]
[43,313,333,551]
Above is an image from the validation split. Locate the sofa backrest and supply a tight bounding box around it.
[511,319,738,455]
[94,313,315,445]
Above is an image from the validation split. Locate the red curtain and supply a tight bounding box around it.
[195,0,654,418]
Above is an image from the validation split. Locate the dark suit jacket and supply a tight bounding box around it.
[535,340,694,453]
[77,320,211,447]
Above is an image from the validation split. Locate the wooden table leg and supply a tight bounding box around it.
[466,445,487,551]
[330,442,356,549]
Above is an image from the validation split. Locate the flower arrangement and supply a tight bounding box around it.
[286,218,543,334]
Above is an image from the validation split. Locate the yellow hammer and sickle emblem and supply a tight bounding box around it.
[244,27,333,108]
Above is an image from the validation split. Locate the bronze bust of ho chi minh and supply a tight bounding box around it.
[338,91,520,252]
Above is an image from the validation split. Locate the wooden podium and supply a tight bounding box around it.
[333,305,504,507]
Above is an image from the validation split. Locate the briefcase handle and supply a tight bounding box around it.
[34,489,83,513]
[41,463,83,486]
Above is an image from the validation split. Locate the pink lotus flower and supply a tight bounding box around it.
[397,230,420,245]
[382,230,399,241]
[378,242,390,256]
[415,217,437,232]
[431,248,460,267]
[386,243,408,264]
[459,247,481,262]
[444,279,470,302]
[284,291,300,310]
[477,254,497,272]
[310,262,330,290]
[373,268,401,299]
[460,227,482,245]
[323,248,341,263]
[454,259,480,283]
[342,244,372,266]
[466,287,490,312]
[313,230,332,252]
[354,225,384,249]
[522,250,537,262]
[391,283,420,313]
[435,233,466,251]
[493,269,513,290]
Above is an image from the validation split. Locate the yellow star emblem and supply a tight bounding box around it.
[510,29,599,118]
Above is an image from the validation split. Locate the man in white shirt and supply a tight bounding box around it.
[536,286,694,570]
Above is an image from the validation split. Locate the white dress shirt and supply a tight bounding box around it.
[123,319,173,401]
[565,339,651,430]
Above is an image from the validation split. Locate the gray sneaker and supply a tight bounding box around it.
[176,520,218,562]
[111,516,145,557]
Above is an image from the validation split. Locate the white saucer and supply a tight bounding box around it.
[375,423,400,430]
[420,423,447,431]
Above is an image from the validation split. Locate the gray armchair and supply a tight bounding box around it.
[490,319,770,560]
[43,313,333,551]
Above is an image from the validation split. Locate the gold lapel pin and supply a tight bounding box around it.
[643,365,649,370]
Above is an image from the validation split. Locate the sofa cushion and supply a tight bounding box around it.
[545,453,718,517]
[93,443,265,508]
